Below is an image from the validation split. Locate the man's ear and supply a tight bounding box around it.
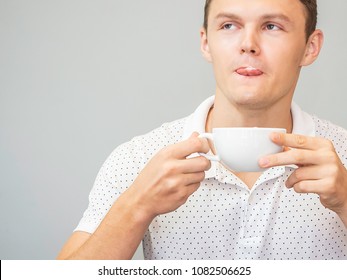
[200,27,212,63]
[300,29,324,66]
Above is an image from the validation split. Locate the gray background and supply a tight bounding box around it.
[0,0,346,260]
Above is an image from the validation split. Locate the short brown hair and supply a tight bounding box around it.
[203,0,317,39]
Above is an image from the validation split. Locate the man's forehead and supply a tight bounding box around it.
[209,0,305,15]
[208,0,306,22]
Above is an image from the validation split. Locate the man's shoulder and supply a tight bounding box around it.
[109,114,192,161]
[132,114,191,145]
[311,115,347,140]
[96,115,192,184]
[311,115,347,164]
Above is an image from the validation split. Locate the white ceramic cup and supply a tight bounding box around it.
[198,127,286,172]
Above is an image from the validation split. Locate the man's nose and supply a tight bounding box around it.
[240,29,260,55]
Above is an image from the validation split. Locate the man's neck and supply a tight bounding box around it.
[206,93,293,134]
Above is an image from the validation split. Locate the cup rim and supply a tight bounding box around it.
[212,127,286,132]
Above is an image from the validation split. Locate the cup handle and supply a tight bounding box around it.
[198,133,220,161]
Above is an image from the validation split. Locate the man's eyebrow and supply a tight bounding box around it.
[260,14,292,24]
[213,12,242,22]
[213,12,293,24]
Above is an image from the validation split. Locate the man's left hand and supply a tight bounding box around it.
[259,133,347,223]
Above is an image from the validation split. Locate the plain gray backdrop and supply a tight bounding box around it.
[1,0,346,260]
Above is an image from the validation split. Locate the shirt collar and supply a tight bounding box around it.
[182,95,215,139]
[183,95,316,179]
[291,101,316,137]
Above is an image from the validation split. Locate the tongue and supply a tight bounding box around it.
[236,68,263,76]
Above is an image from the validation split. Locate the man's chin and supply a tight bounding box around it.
[232,95,270,110]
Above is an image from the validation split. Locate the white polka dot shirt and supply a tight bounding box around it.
[75,96,347,260]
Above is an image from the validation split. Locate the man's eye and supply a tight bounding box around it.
[222,23,235,30]
[266,24,280,31]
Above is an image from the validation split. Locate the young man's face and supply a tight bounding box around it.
[201,0,321,110]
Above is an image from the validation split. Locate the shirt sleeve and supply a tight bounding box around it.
[74,138,147,234]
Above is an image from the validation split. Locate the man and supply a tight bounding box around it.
[58,0,347,260]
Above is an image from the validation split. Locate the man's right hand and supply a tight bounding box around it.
[122,132,211,220]
[57,132,211,260]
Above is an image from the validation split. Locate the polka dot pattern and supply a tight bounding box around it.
[75,99,347,260]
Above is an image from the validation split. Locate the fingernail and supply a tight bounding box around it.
[259,157,269,167]
[271,132,280,141]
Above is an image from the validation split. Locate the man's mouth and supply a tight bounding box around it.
[236,66,263,76]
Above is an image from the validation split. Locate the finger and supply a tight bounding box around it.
[286,166,322,188]
[259,148,322,168]
[179,156,211,174]
[283,146,291,152]
[289,179,323,195]
[182,171,206,186]
[270,132,327,151]
[170,132,210,159]
[185,182,201,197]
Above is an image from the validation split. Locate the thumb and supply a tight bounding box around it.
[190,131,200,138]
